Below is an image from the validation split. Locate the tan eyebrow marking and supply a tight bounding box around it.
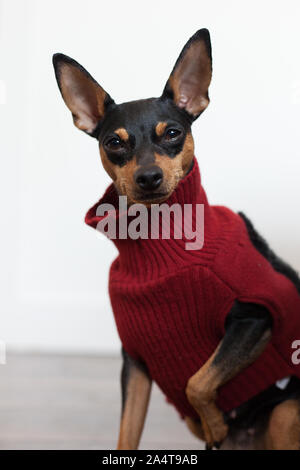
[114,128,129,141]
[155,121,168,137]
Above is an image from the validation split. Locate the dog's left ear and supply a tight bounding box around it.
[161,29,212,119]
[52,53,114,137]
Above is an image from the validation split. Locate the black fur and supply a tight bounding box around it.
[212,301,272,404]
[221,213,300,429]
[98,98,192,167]
[53,30,299,443]
[239,212,300,294]
[52,53,115,138]
[120,348,149,414]
[224,301,273,332]
[225,375,300,430]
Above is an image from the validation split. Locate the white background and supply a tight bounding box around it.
[0,0,299,354]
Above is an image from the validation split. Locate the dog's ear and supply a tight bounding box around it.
[52,54,114,137]
[161,29,212,119]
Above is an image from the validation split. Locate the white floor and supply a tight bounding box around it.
[0,353,203,450]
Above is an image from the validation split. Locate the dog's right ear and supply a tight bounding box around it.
[52,54,114,137]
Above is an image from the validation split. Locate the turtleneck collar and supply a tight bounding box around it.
[85,157,221,281]
[85,157,208,228]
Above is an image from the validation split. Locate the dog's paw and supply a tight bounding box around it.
[201,409,229,449]
[210,420,228,447]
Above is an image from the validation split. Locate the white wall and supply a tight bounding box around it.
[0,0,299,354]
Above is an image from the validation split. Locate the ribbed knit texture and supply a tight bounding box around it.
[85,158,300,418]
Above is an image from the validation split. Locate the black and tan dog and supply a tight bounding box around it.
[53,29,300,450]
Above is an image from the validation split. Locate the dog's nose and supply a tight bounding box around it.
[135,166,163,191]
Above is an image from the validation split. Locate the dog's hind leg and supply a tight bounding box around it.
[117,348,152,450]
[263,399,300,450]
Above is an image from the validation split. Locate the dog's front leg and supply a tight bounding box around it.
[185,302,272,448]
[117,348,152,450]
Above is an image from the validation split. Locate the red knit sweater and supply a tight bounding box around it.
[85,158,300,418]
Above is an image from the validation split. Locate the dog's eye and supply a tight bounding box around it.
[105,137,123,150]
[165,128,182,141]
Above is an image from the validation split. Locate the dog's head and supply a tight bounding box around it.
[53,29,212,205]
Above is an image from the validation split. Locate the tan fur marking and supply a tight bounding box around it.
[185,345,228,447]
[115,128,129,141]
[154,133,194,196]
[155,122,168,137]
[100,132,194,205]
[185,416,205,441]
[99,145,139,204]
[117,367,152,449]
[99,145,117,181]
[264,399,300,450]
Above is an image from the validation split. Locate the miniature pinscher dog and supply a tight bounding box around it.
[53,29,300,450]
